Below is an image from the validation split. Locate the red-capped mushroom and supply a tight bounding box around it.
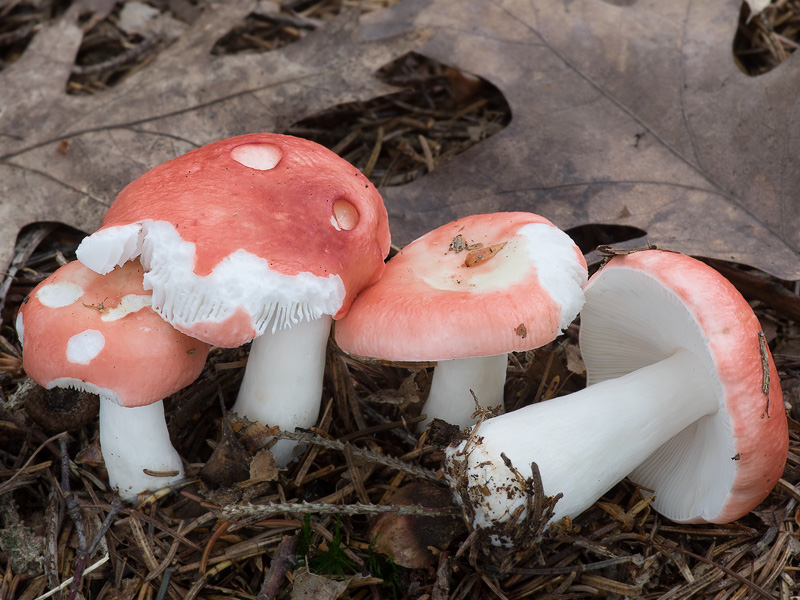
[444,250,788,545]
[76,133,390,464]
[17,260,209,500]
[334,212,588,428]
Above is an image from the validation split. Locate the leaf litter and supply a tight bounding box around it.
[2,1,800,599]
[362,0,800,280]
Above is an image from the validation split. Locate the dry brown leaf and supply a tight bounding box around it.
[291,568,349,600]
[364,0,800,279]
[367,481,466,569]
[0,2,428,283]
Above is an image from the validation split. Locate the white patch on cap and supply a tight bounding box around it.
[77,222,144,274]
[101,294,153,321]
[36,282,84,308]
[416,223,586,333]
[518,223,588,331]
[231,143,282,170]
[66,330,106,364]
[15,312,23,346]
[138,221,345,335]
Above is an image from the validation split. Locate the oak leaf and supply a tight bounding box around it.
[364,0,800,279]
[0,1,428,279]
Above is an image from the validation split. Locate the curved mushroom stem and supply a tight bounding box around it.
[233,314,332,466]
[99,397,184,501]
[419,354,508,430]
[444,348,718,543]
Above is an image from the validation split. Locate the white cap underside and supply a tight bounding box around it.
[77,221,346,337]
[580,267,735,522]
[48,377,120,404]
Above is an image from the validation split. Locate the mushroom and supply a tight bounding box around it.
[76,133,390,464]
[443,250,788,545]
[334,212,587,429]
[17,260,209,500]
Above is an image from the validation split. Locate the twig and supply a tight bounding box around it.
[154,568,173,600]
[498,554,642,576]
[60,438,87,550]
[0,431,67,496]
[256,535,298,600]
[358,401,418,446]
[145,522,184,582]
[71,36,157,76]
[0,22,35,45]
[43,491,62,591]
[652,540,774,600]
[33,554,110,600]
[60,438,122,600]
[220,501,458,522]
[272,429,440,482]
[200,521,231,574]
[338,413,427,443]
[0,223,54,324]
[432,551,452,600]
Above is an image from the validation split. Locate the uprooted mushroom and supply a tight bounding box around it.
[443,250,788,547]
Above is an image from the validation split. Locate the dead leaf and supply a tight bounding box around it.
[291,568,349,600]
[200,418,251,488]
[564,344,586,377]
[367,481,466,569]
[0,2,428,287]
[363,0,800,279]
[250,447,279,482]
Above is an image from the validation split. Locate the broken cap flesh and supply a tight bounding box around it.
[443,250,788,545]
[334,212,588,428]
[17,260,209,500]
[76,133,391,465]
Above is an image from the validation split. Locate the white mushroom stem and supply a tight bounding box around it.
[419,354,508,430]
[445,348,718,538]
[99,398,184,501]
[233,315,332,466]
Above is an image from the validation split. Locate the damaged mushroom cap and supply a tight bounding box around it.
[75,133,391,466]
[335,212,587,427]
[581,250,788,523]
[17,260,209,499]
[76,133,391,347]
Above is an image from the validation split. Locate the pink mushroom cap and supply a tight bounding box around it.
[335,212,588,361]
[18,260,209,407]
[76,133,391,347]
[580,250,788,523]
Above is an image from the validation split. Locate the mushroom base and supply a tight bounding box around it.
[99,397,185,500]
[419,354,508,430]
[443,349,717,546]
[233,314,332,466]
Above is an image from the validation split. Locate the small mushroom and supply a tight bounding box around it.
[443,250,788,545]
[76,133,391,465]
[17,260,209,500]
[334,212,587,428]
